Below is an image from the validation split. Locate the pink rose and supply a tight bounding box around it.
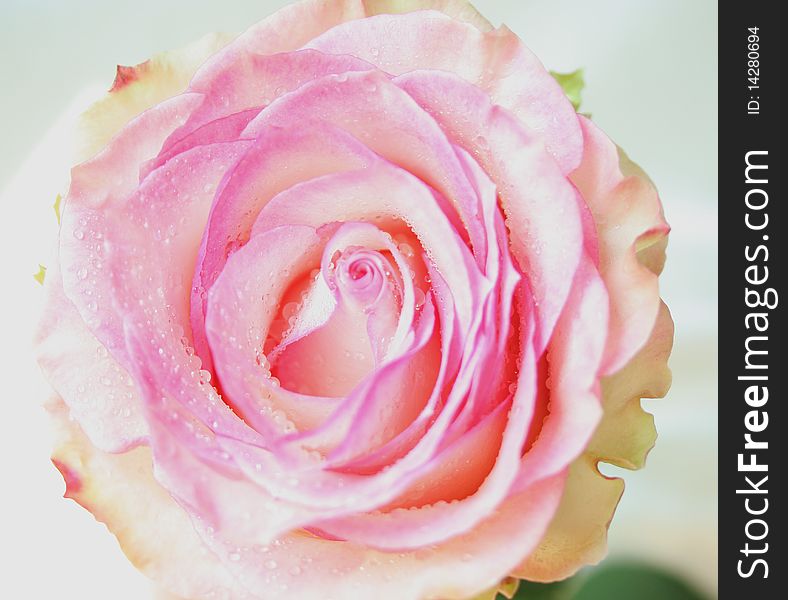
[35,1,673,598]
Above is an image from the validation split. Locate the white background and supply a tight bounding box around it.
[0,1,717,598]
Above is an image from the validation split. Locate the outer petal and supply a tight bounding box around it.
[119,411,568,600]
[35,264,147,452]
[76,33,233,162]
[515,254,608,490]
[306,11,582,172]
[514,117,673,581]
[515,302,673,582]
[395,70,584,353]
[588,302,674,469]
[47,397,249,600]
[362,0,494,31]
[161,50,376,163]
[514,456,623,582]
[189,0,369,90]
[570,116,670,375]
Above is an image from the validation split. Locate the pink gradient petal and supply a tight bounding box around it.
[242,69,489,258]
[189,0,369,92]
[305,11,581,172]
[103,143,268,457]
[204,225,329,436]
[570,116,669,374]
[142,108,259,179]
[250,161,483,334]
[35,264,148,452]
[163,50,375,156]
[515,254,608,491]
[395,70,586,353]
[190,124,378,374]
[58,94,203,368]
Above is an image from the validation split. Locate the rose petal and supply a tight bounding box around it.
[362,0,494,31]
[35,264,148,452]
[588,301,673,469]
[515,254,608,490]
[242,69,489,257]
[515,301,673,581]
[47,397,249,599]
[249,160,483,333]
[64,392,564,600]
[570,116,670,375]
[163,50,375,155]
[189,0,369,91]
[190,123,379,374]
[305,11,581,172]
[514,456,623,582]
[76,33,232,162]
[395,70,585,353]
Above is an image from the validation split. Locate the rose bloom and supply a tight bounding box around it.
[34,0,673,598]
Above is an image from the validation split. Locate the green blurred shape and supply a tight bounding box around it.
[549,69,584,111]
[506,561,709,600]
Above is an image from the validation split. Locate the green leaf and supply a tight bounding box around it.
[508,578,576,600]
[505,561,709,600]
[53,193,62,224]
[34,264,47,285]
[572,563,707,600]
[550,69,585,111]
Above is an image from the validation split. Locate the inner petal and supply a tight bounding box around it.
[271,247,401,397]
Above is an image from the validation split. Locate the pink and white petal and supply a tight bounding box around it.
[47,397,251,600]
[362,0,493,31]
[588,301,674,469]
[306,11,581,172]
[207,297,467,517]
[57,93,203,386]
[189,0,369,91]
[513,456,623,582]
[571,116,670,375]
[515,254,607,490]
[105,144,270,451]
[204,225,333,435]
[336,268,458,474]
[76,33,232,162]
[242,70,488,256]
[313,313,539,550]
[35,264,147,452]
[165,50,374,153]
[396,70,585,352]
[143,108,259,179]
[116,141,253,337]
[203,474,564,600]
[57,387,544,600]
[190,124,378,373]
[250,162,482,333]
[515,302,673,582]
[141,414,567,600]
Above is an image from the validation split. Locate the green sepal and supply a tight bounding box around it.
[550,69,585,111]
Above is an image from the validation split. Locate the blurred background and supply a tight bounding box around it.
[0,1,717,598]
